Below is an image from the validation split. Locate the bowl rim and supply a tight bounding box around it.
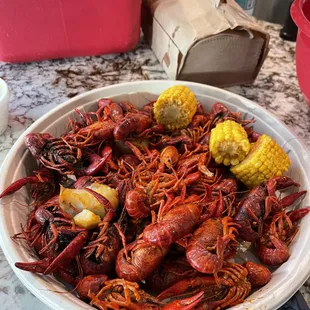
[0,80,310,310]
[291,0,310,36]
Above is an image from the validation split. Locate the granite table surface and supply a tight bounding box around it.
[0,21,310,310]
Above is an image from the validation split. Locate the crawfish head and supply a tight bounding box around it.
[186,217,238,274]
[212,178,238,196]
[87,278,164,310]
[80,225,122,275]
[234,185,267,242]
[255,208,309,267]
[25,133,53,159]
[26,133,82,174]
[113,113,152,141]
[160,146,179,170]
[35,207,54,224]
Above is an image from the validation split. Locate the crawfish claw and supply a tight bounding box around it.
[15,258,52,273]
[279,190,307,208]
[288,207,310,222]
[0,176,39,198]
[162,291,204,310]
[267,176,300,197]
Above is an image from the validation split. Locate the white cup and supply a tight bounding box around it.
[0,78,10,135]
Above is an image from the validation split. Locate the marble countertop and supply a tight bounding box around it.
[0,21,310,309]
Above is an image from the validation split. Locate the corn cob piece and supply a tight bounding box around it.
[231,134,291,188]
[154,85,198,130]
[209,120,251,166]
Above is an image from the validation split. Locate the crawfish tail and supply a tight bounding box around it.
[125,189,150,220]
[186,219,226,274]
[115,240,169,282]
[256,235,289,266]
[143,203,201,248]
[243,262,271,288]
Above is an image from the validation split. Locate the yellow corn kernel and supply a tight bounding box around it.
[209,120,251,166]
[154,85,198,130]
[231,134,291,188]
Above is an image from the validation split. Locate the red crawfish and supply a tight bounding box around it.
[75,98,123,125]
[145,256,199,294]
[124,146,200,220]
[115,235,169,283]
[190,178,238,220]
[151,132,196,151]
[97,98,124,122]
[82,277,204,310]
[158,262,251,310]
[143,203,201,248]
[76,274,108,301]
[113,112,153,141]
[25,132,117,176]
[256,207,310,266]
[64,98,125,147]
[25,133,83,175]
[93,172,134,208]
[65,119,116,147]
[189,114,210,129]
[210,102,255,127]
[160,145,179,171]
[0,167,56,204]
[186,217,239,274]
[243,261,271,288]
[212,178,238,196]
[14,197,88,275]
[125,173,195,221]
[80,210,122,275]
[234,176,306,242]
[80,146,115,176]
[125,188,151,220]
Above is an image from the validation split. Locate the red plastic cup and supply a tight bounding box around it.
[291,0,310,103]
[0,0,141,63]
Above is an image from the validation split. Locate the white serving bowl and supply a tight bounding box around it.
[0,80,310,310]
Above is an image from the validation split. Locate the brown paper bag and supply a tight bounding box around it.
[141,0,270,87]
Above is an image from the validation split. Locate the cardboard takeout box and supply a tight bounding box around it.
[142,0,270,87]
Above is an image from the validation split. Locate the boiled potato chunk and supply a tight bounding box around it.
[59,183,119,218]
[89,183,119,209]
[73,209,101,229]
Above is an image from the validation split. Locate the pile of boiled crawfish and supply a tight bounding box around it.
[1,98,309,310]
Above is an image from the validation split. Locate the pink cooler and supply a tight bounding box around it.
[291,0,310,103]
[0,0,141,63]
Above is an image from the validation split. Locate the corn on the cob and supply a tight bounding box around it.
[209,120,251,166]
[154,85,198,130]
[231,134,291,188]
